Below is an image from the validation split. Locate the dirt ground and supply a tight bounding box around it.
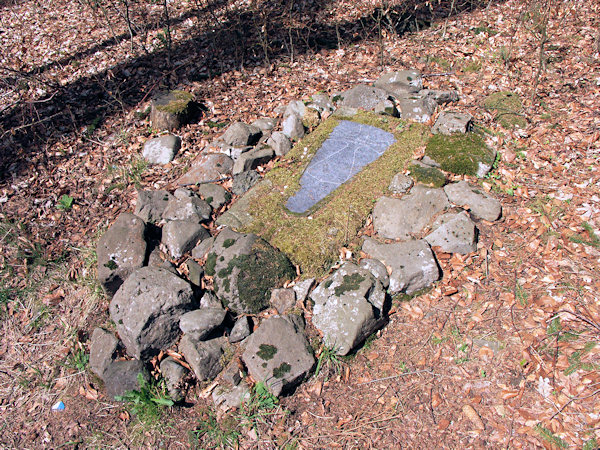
[1,0,599,447]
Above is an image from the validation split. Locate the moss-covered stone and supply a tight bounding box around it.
[407,163,446,188]
[483,91,527,129]
[257,344,278,360]
[204,252,217,276]
[223,239,235,248]
[334,273,365,296]
[155,90,195,115]
[424,133,495,177]
[241,112,429,277]
[273,362,291,379]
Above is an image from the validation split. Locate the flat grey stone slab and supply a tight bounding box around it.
[286,120,395,213]
[444,181,502,221]
[425,211,478,254]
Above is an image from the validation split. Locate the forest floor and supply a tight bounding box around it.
[1,0,599,448]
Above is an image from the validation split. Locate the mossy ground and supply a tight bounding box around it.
[242,112,429,277]
[483,91,527,129]
[407,163,446,187]
[424,132,495,176]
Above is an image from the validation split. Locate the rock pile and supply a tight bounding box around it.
[90,69,503,410]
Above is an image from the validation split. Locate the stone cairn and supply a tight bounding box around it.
[90,70,502,410]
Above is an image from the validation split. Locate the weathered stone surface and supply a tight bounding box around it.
[229,316,251,343]
[197,183,230,210]
[103,359,149,399]
[284,100,306,119]
[232,170,260,196]
[270,288,296,314]
[397,96,437,123]
[186,259,204,286]
[199,291,222,309]
[425,211,478,254]
[292,278,315,303]
[221,360,243,386]
[359,258,390,289]
[444,181,502,221]
[266,131,292,156]
[242,316,314,396]
[213,382,251,411]
[162,220,209,259]
[109,267,195,359]
[174,187,194,199]
[375,70,423,94]
[179,335,224,381]
[309,93,335,113]
[221,122,262,147]
[160,356,189,402]
[339,85,390,110]
[142,135,181,164]
[205,228,296,314]
[251,117,277,133]
[232,146,274,174]
[425,133,496,178]
[420,89,459,105]
[310,262,386,355]
[389,173,414,194]
[97,212,147,296]
[192,236,216,259]
[150,90,197,131]
[432,111,473,135]
[90,328,118,378]
[373,186,449,240]
[176,153,234,186]
[286,120,395,213]
[374,99,399,117]
[362,238,439,295]
[282,113,305,140]
[135,190,173,223]
[162,195,211,223]
[179,307,226,340]
[216,180,271,229]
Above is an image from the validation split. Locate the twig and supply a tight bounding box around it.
[422,72,455,78]
[358,369,434,385]
[549,388,600,421]
[0,112,63,139]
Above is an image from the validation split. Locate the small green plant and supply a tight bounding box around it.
[67,346,89,372]
[57,194,74,211]
[239,382,279,430]
[191,409,240,449]
[455,342,470,364]
[564,342,598,376]
[569,222,600,248]
[84,117,101,137]
[515,282,528,306]
[462,60,482,73]
[115,374,174,423]
[535,424,568,448]
[314,344,342,378]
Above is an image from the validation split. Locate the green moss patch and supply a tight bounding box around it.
[273,362,291,379]
[425,133,495,177]
[257,344,278,360]
[407,163,446,188]
[222,239,235,248]
[483,91,527,129]
[334,273,365,296]
[155,90,195,115]
[242,112,429,277]
[204,252,217,276]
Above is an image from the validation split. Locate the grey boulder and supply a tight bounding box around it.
[232,146,274,174]
[161,220,209,259]
[432,111,473,135]
[310,262,386,355]
[142,135,181,165]
[242,316,315,396]
[176,153,234,186]
[97,212,147,296]
[109,267,195,359]
[425,211,478,254]
[282,113,305,140]
[339,85,390,111]
[90,327,118,378]
[373,186,449,240]
[160,356,189,402]
[179,307,226,340]
[397,96,437,123]
[179,335,224,381]
[444,181,502,222]
[221,122,262,147]
[162,195,211,223]
[197,183,230,210]
[375,70,423,94]
[389,173,414,194]
[266,131,292,156]
[103,359,149,399]
[229,316,251,343]
[362,238,439,295]
[134,190,174,223]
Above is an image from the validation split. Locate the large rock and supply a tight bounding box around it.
[109,267,195,359]
[142,135,181,164]
[432,111,473,135]
[221,122,262,147]
[444,181,502,221]
[197,183,230,210]
[282,113,305,140]
[97,212,147,296]
[389,173,414,194]
[176,153,234,186]
[204,228,296,314]
[373,186,449,240]
[162,195,211,223]
[310,262,386,355]
[309,93,335,113]
[134,190,174,223]
[266,131,292,156]
[339,85,391,111]
[397,96,437,123]
[251,117,277,133]
[160,356,189,402]
[229,316,251,343]
[161,220,209,259]
[213,382,251,411]
[232,146,274,174]
[103,359,149,399]
[179,307,226,340]
[424,133,496,178]
[179,335,224,381]
[424,211,478,254]
[375,70,423,94]
[232,170,260,195]
[284,100,306,119]
[419,89,459,105]
[90,327,118,378]
[362,238,439,295]
[242,316,315,396]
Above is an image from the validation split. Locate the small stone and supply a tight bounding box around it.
[197,184,230,210]
[292,278,315,303]
[425,211,478,254]
[185,259,204,286]
[229,316,251,343]
[397,96,437,123]
[192,236,215,259]
[232,146,274,174]
[359,258,390,289]
[162,220,209,259]
[444,181,502,221]
[179,335,224,381]
[283,100,306,119]
[220,359,243,386]
[162,196,212,223]
[375,70,423,94]
[339,85,390,110]
[432,111,473,135]
[266,131,292,156]
[142,135,181,164]
[251,117,277,133]
[174,188,194,199]
[90,328,118,378]
[213,382,251,411]
[179,307,227,340]
[176,153,234,186]
[389,173,414,194]
[150,90,197,131]
[270,288,296,314]
[135,190,174,223]
[419,89,459,105]
[309,93,335,113]
[103,360,149,399]
[407,160,447,188]
[221,122,262,147]
[160,357,189,402]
